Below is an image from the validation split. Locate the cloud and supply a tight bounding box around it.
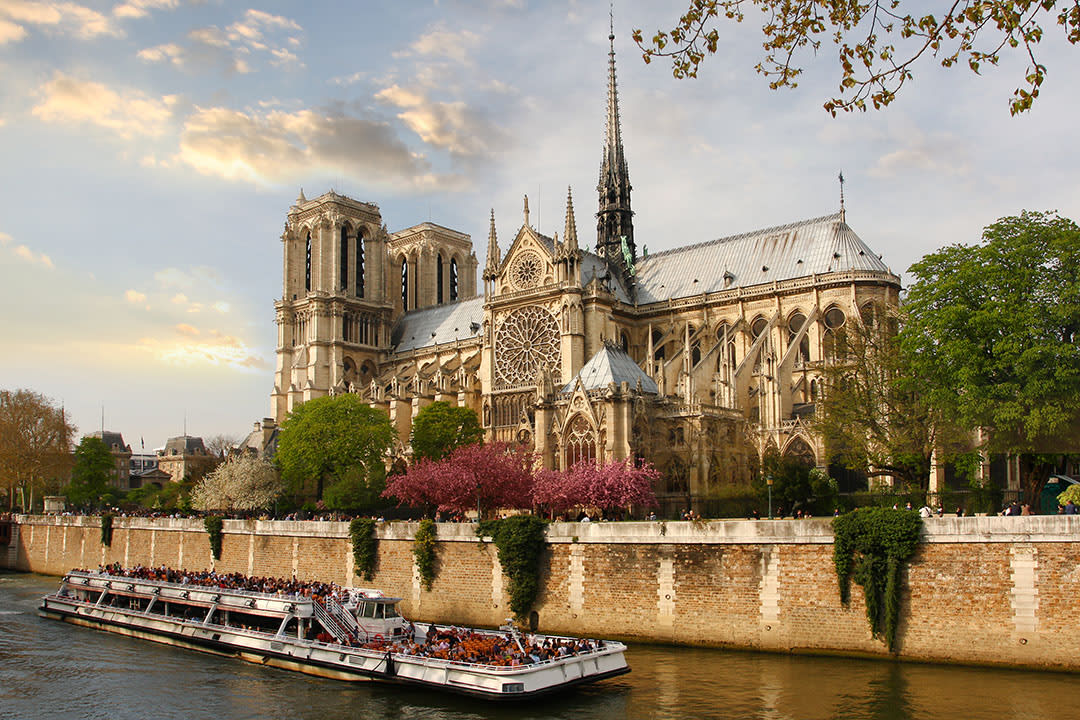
[137,333,267,370]
[2,233,54,268]
[32,72,176,138]
[175,103,462,189]
[124,289,147,303]
[376,84,504,157]
[868,136,971,179]
[137,42,183,66]
[170,293,188,304]
[112,0,179,20]
[212,301,230,313]
[399,25,480,65]
[0,0,121,40]
[329,71,366,87]
[154,266,220,290]
[0,17,27,43]
[141,9,303,75]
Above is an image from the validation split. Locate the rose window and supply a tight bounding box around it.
[495,305,560,388]
[510,251,544,290]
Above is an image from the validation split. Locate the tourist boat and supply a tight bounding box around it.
[39,568,630,699]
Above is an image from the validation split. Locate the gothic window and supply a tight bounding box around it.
[305,232,312,292]
[788,311,810,364]
[450,257,459,301]
[564,415,596,468]
[652,329,666,361]
[823,306,847,360]
[342,313,349,342]
[340,227,348,291]
[691,344,701,367]
[437,254,444,305]
[620,332,629,353]
[751,316,768,339]
[859,302,876,328]
[784,436,816,466]
[356,229,365,298]
[401,257,409,311]
[494,305,561,389]
[716,323,736,372]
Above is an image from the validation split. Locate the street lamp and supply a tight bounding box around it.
[767,475,774,520]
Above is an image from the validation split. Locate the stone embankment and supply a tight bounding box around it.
[5,514,1078,670]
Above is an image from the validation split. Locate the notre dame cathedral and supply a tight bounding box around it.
[271,33,900,503]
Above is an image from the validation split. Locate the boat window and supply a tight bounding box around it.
[375,603,384,619]
[360,602,376,618]
[384,604,399,618]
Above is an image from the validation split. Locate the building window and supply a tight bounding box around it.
[356,229,365,298]
[401,258,409,311]
[823,306,847,360]
[788,312,810,364]
[450,258,459,301]
[437,254,444,305]
[564,415,596,468]
[305,232,311,292]
[340,227,348,291]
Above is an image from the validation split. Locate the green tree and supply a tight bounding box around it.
[410,401,483,463]
[633,0,1079,114]
[323,469,388,514]
[754,453,838,514]
[275,395,395,503]
[903,211,1080,505]
[65,436,115,510]
[0,389,75,511]
[813,306,970,489]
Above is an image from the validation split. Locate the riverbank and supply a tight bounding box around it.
[5,514,1079,671]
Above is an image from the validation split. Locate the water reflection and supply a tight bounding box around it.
[1,573,1071,720]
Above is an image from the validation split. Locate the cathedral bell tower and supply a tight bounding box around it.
[596,26,636,297]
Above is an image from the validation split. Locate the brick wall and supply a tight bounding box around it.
[9,514,1080,670]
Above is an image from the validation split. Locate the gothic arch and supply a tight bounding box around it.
[562,412,597,468]
[782,434,816,466]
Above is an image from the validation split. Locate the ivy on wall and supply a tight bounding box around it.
[350,517,377,581]
[100,513,114,548]
[413,519,438,591]
[833,507,922,650]
[477,515,547,620]
[204,515,224,561]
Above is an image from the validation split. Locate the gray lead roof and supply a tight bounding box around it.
[633,213,893,304]
[392,297,485,353]
[562,343,658,394]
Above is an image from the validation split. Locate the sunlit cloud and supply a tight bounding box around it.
[376,84,504,158]
[213,301,230,313]
[0,0,121,40]
[171,293,188,304]
[397,25,480,65]
[124,289,146,303]
[175,322,199,336]
[137,42,183,66]
[2,233,54,268]
[174,103,464,190]
[112,0,179,20]
[32,72,176,138]
[137,333,268,371]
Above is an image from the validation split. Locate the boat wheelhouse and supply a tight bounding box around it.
[39,568,629,699]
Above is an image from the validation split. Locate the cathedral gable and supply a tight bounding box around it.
[498,226,556,295]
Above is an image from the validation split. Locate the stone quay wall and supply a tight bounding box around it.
[6,514,1080,671]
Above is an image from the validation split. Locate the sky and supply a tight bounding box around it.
[1,0,1078,451]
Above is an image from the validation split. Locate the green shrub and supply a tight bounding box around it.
[350,517,377,581]
[833,507,922,650]
[413,519,438,591]
[204,515,223,560]
[477,515,547,620]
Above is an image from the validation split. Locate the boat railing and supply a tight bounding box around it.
[312,597,356,645]
[68,571,311,604]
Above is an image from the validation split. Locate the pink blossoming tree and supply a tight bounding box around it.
[383,442,535,517]
[534,459,661,515]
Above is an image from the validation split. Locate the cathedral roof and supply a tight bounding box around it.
[634,213,895,304]
[562,343,658,394]
[391,296,485,353]
[580,251,633,303]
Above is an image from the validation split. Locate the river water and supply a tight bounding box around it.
[1,572,1073,720]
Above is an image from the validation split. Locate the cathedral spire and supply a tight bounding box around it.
[564,186,579,251]
[483,209,500,280]
[596,17,635,295]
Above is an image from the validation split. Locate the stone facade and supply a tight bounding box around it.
[268,35,901,503]
[10,514,1080,670]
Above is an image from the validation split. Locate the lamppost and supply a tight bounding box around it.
[767,475,774,520]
